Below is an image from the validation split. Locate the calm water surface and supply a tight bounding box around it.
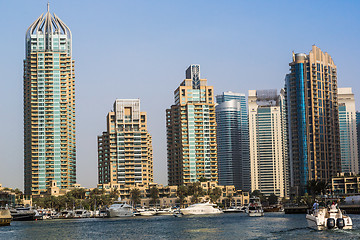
[1,212,360,239]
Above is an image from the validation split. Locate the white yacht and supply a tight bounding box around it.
[180,202,222,215]
[156,207,175,216]
[139,209,157,216]
[247,198,264,217]
[74,209,91,218]
[306,206,353,230]
[59,210,74,219]
[108,199,134,218]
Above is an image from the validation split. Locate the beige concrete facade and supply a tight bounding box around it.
[24,10,76,196]
[98,99,153,188]
[98,181,249,208]
[167,65,218,186]
[332,172,360,195]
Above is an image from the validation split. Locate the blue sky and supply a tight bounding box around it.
[0,0,359,190]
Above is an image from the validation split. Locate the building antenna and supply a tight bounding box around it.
[47,1,50,12]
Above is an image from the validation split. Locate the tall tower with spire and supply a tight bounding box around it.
[24,5,76,195]
[166,65,218,186]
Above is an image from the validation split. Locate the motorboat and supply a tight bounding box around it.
[246,198,264,217]
[139,209,156,216]
[306,206,353,230]
[223,206,244,213]
[0,208,11,226]
[156,207,175,216]
[10,207,36,221]
[59,210,74,219]
[180,202,222,215]
[95,209,108,218]
[107,199,134,218]
[74,209,91,218]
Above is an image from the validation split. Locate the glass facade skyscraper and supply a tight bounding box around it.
[216,92,250,191]
[285,46,341,195]
[167,65,218,185]
[338,88,358,174]
[24,5,76,195]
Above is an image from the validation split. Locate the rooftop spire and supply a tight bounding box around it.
[47,2,50,12]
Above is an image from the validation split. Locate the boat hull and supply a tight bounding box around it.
[247,211,264,217]
[139,211,156,216]
[0,218,11,226]
[306,211,353,230]
[181,209,222,215]
[108,209,134,218]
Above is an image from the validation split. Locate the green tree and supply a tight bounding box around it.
[251,190,265,203]
[226,194,233,208]
[176,185,188,208]
[130,188,141,207]
[267,194,278,205]
[109,189,119,200]
[306,180,328,202]
[70,188,86,200]
[188,182,205,203]
[209,188,222,204]
[198,177,208,182]
[149,186,159,207]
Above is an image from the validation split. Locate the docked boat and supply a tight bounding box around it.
[10,207,36,221]
[139,209,156,216]
[59,210,74,219]
[107,199,134,218]
[223,206,244,213]
[306,206,353,230]
[74,209,91,218]
[180,202,222,215]
[247,198,264,217]
[0,209,12,226]
[156,207,175,216]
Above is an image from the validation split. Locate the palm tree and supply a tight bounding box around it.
[188,182,204,203]
[209,188,222,204]
[306,180,328,201]
[177,185,188,208]
[226,194,233,208]
[130,188,141,208]
[149,186,159,208]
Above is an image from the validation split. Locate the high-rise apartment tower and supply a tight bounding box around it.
[167,65,218,185]
[338,88,358,174]
[98,99,153,187]
[285,45,341,195]
[248,89,288,197]
[216,92,250,191]
[24,5,76,195]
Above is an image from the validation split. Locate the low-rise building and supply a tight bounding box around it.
[332,172,360,194]
[97,181,249,208]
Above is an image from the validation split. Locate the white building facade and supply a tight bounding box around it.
[248,89,288,197]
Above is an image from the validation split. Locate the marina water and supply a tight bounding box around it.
[1,212,360,239]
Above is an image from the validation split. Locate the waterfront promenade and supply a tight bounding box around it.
[1,212,360,239]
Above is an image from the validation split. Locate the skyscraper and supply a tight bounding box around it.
[24,5,76,195]
[167,65,218,186]
[216,91,250,191]
[98,99,153,187]
[338,88,358,174]
[248,89,288,197]
[285,45,341,195]
[357,111,360,173]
